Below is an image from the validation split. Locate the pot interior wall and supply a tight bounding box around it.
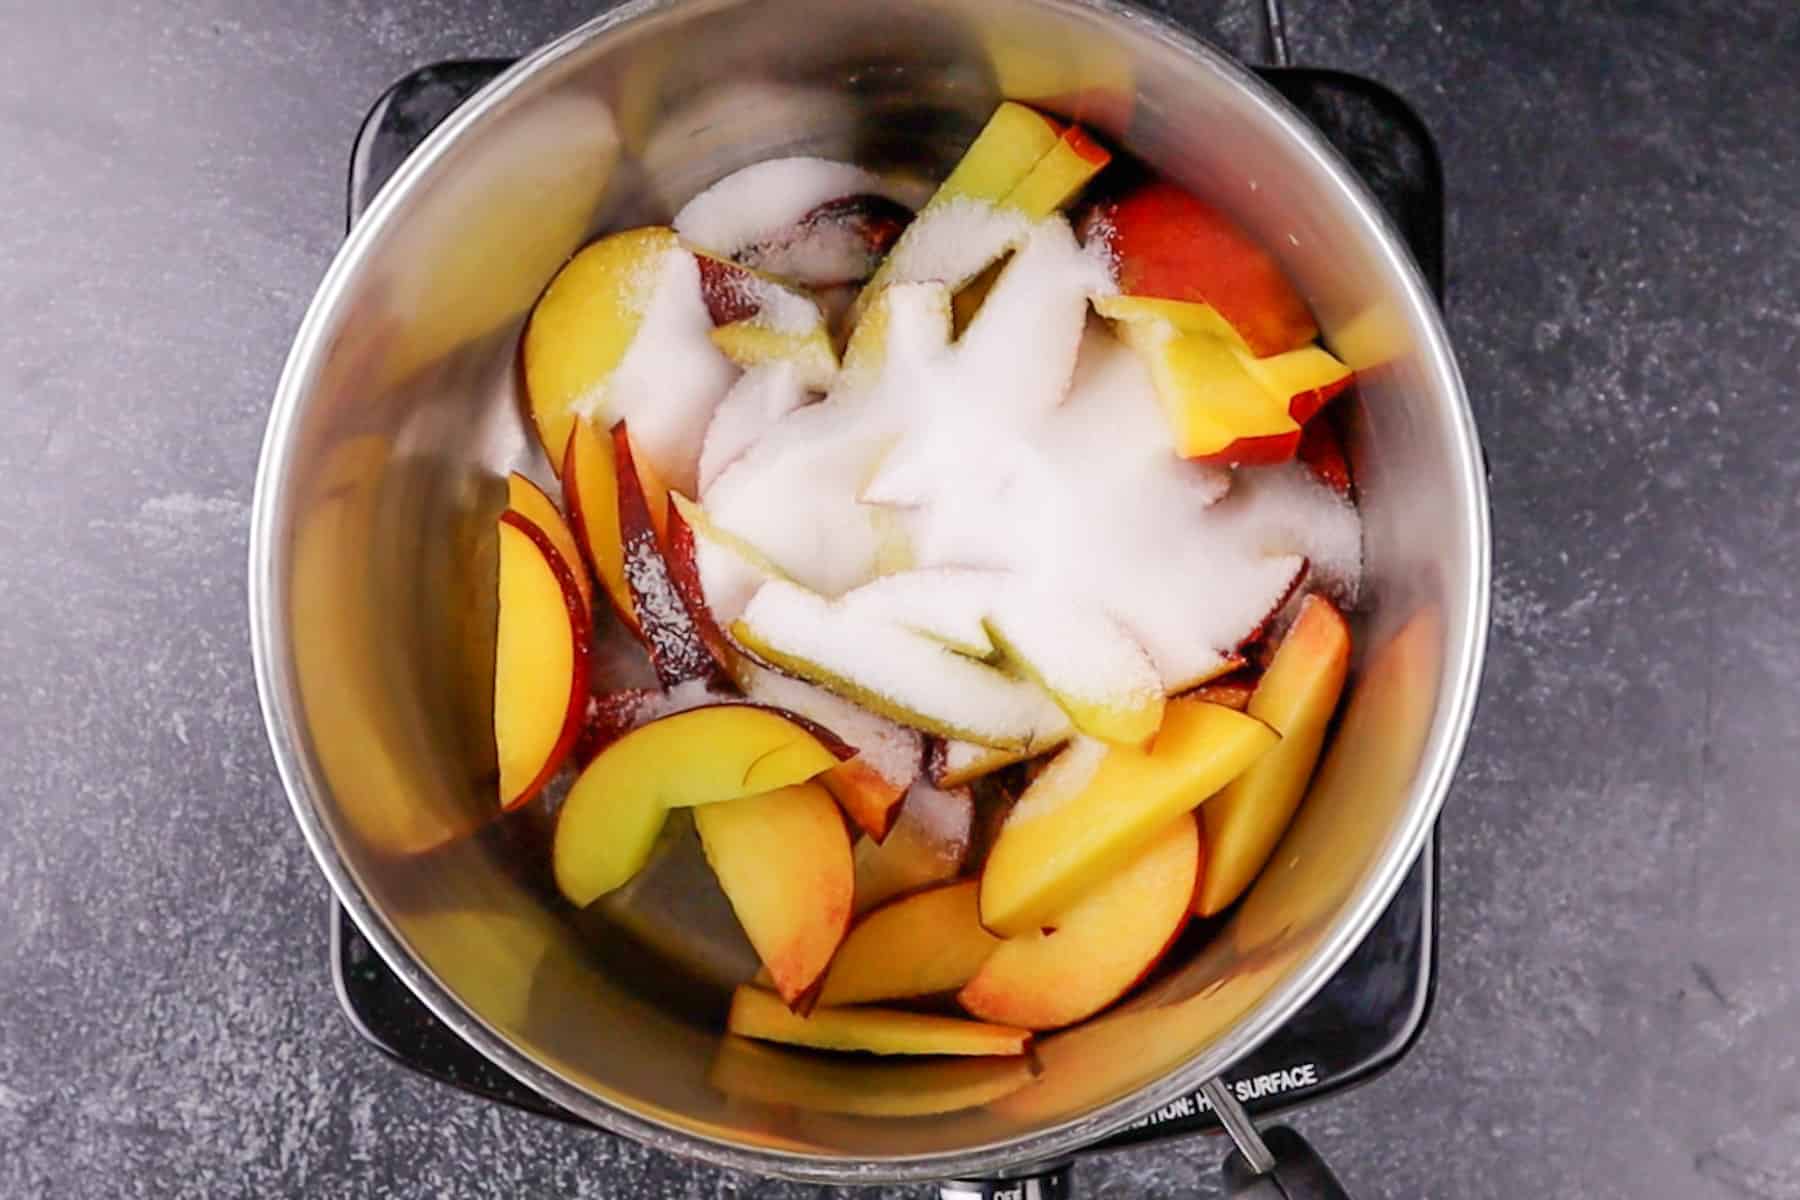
[266,0,1478,1168]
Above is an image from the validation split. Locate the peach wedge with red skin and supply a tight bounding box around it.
[561,418,670,640]
[1197,595,1351,917]
[503,472,592,613]
[727,986,1029,1057]
[817,879,1000,1007]
[552,704,850,906]
[1085,179,1318,358]
[1109,318,1294,465]
[611,422,722,689]
[960,813,1201,1030]
[494,511,592,810]
[978,700,1276,938]
[1000,125,1112,218]
[695,781,853,1009]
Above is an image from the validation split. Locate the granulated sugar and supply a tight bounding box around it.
[697,363,809,495]
[738,580,1069,750]
[576,247,735,495]
[699,208,1361,699]
[735,660,922,791]
[674,157,904,259]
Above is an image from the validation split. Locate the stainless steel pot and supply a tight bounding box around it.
[250,0,1488,1191]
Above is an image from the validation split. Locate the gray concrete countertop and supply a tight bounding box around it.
[3,1,1797,1196]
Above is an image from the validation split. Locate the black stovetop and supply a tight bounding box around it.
[332,59,1444,1153]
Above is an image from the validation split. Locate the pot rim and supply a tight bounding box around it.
[249,0,1490,1182]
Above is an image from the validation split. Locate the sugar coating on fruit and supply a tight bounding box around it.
[737,662,921,791]
[839,568,1008,657]
[937,738,1020,783]
[986,593,1162,711]
[698,363,810,494]
[881,197,1033,291]
[623,518,716,686]
[704,400,895,596]
[1006,737,1110,823]
[675,157,906,258]
[739,580,1069,748]
[704,269,824,335]
[1218,460,1363,606]
[690,519,781,629]
[700,206,1361,693]
[746,220,889,286]
[574,247,736,495]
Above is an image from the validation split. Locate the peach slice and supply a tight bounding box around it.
[727,986,1030,1056]
[960,813,1200,1029]
[849,103,1063,324]
[1084,180,1318,358]
[611,423,723,688]
[663,493,784,669]
[708,323,837,392]
[1091,293,1252,349]
[852,782,974,913]
[818,880,1000,1007]
[552,704,849,906]
[978,700,1276,937]
[1110,318,1301,466]
[1001,126,1111,218]
[523,227,679,470]
[692,253,837,384]
[840,280,954,392]
[731,580,1068,749]
[562,418,670,638]
[936,101,1066,205]
[494,511,592,810]
[695,781,853,1008]
[930,739,1037,788]
[731,660,921,842]
[983,600,1164,747]
[1238,344,1353,427]
[503,473,592,613]
[839,567,1006,660]
[708,1035,1034,1117]
[1196,595,1351,917]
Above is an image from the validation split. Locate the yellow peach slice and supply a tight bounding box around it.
[960,814,1198,1029]
[524,227,678,469]
[817,880,1000,1007]
[503,472,591,612]
[494,512,590,809]
[552,705,847,905]
[695,782,852,1009]
[1197,595,1350,917]
[978,701,1275,937]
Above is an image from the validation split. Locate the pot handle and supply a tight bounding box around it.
[939,1161,1073,1200]
[1208,1079,1352,1200]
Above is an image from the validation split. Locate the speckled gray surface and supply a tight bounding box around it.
[3,0,1798,1196]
